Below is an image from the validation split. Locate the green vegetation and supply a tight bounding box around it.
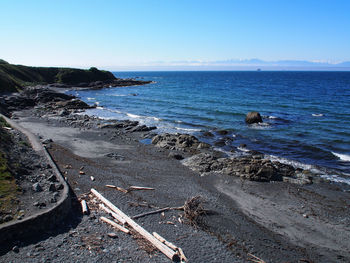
[0,60,116,93]
[0,117,18,218]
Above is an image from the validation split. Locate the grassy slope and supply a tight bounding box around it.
[0,59,116,93]
[0,116,18,218]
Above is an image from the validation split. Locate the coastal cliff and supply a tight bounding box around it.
[0,59,116,93]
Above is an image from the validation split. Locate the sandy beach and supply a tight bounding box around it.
[1,88,349,262]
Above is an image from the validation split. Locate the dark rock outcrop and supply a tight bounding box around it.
[245,112,263,124]
[152,133,203,153]
[182,153,310,182]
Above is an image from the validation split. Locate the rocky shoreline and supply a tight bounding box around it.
[1,84,350,262]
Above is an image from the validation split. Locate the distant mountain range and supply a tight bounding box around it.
[122,59,350,71]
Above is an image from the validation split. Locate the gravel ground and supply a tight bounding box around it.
[1,107,349,263]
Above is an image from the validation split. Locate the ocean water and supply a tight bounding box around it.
[67,71,350,184]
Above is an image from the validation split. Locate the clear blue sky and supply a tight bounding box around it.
[1,0,349,69]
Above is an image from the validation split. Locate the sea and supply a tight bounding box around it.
[66,71,350,185]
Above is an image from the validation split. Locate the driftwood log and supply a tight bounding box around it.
[91,188,181,262]
[81,200,89,215]
[100,216,130,233]
[99,203,126,225]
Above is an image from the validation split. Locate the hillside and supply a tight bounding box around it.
[0,60,116,93]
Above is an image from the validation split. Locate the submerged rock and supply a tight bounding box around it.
[245,112,263,124]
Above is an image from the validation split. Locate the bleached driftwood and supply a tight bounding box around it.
[99,203,126,225]
[81,200,89,215]
[100,216,130,233]
[153,232,188,262]
[132,207,170,220]
[91,188,180,262]
[128,186,155,191]
[105,184,128,193]
[153,232,178,251]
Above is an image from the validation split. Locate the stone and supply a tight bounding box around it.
[202,131,214,137]
[168,152,184,160]
[32,182,43,192]
[216,130,229,135]
[42,138,53,144]
[12,246,19,253]
[107,232,118,239]
[48,175,57,182]
[49,183,57,192]
[245,112,263,124]
[4,214,13,222]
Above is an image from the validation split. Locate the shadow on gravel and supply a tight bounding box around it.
[0,189,83,256]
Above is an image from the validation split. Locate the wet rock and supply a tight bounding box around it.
[216,130,229,135]
[128,125,157,132]
[214,139,226,147]
[245,112,263,124]
[202,131,214,137]
[168,152,184,160]
[32,182,43,192]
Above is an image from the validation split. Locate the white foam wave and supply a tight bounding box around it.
[111,94,127,97]
[332,152,350,162]
[267,154,350,185]
[268,155,319,172]
[87,97,96,100]
[237,147,250,152]
[127,113,141,118]
[312,113,324,117]
[175,127,201,132]
[250,123,271,130]
[175,120,183,123]
[95,101,100,105]
[268,116,278,119]
[96,106,104,110]
[148,116,162,121]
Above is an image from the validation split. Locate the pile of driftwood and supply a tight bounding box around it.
[86,188,187,262]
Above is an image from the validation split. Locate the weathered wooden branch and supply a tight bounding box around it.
[100,216,130,234]
[132,207,170,220]
[128,186,155,191]
[105,184,128,193]
[153,232,178,251]
[153,232,188,262]
[99,204,126,225]
[91,188,180,262]
[81,200,89,215]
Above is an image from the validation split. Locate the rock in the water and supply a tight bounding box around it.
[245,112,263,124]
[32,182,43,192]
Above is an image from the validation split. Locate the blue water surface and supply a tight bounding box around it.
[67,71,350,183]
